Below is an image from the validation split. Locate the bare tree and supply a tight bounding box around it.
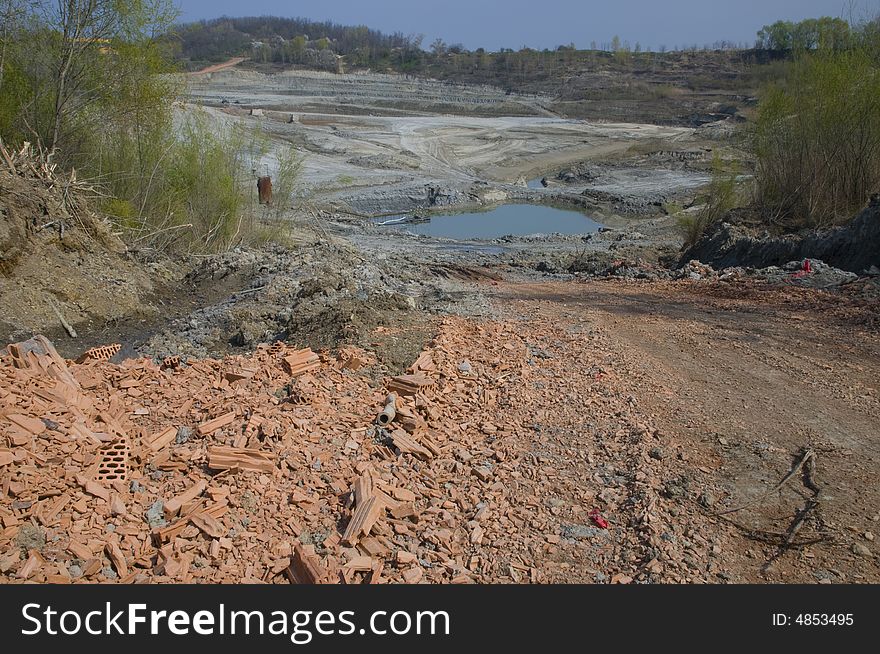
[33,0,174,152]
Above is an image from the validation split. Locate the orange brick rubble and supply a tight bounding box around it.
[0,316,693,584]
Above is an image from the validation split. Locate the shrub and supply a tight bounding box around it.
[678,157,738,248]
[95,108,298,253]
[0,3,301,255]
[753,49,880,226]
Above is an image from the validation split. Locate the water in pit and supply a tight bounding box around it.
[376,204,600,240]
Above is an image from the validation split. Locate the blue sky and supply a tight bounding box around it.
[175,0,877,51]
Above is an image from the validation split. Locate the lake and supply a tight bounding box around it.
[376,204,601,239]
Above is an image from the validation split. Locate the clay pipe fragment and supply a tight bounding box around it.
[377,393,397,426]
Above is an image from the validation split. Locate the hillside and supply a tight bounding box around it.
[174,16,775,125]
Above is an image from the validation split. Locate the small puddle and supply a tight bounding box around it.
[526,177,546,189]
[375,204,601,239]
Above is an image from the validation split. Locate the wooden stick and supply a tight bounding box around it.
[0,137,15,173]
[716,448,814,516]
[48,296,77,338]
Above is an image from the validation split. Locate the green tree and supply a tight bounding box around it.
[6,0,177,154]
[757,17,851,52]
[0,0,32,93]
[754,48,880,225]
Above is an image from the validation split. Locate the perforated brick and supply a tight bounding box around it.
[96,438,130,483]
[161,355,181,370]
[76,343,121,364]
[269,341,286,355]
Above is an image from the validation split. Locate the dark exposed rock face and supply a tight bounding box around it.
[682,202,880,273]
[556,163,597,183]
[581,188,667,215]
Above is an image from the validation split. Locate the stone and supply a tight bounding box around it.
[176,426,193,444]
[15,523,45,551]
[145,500,166,528]
[698,491,716,508]
[852,542,872,558]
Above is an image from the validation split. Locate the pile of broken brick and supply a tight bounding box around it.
[0,321,540,584]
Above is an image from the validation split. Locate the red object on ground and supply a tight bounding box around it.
[790,259,814,280]
[589,508,609,529]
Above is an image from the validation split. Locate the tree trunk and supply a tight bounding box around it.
[0,1,12,93]
[50,46,75,152]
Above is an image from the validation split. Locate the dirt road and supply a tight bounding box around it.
[486,277,880,583]
[189,57,248,75]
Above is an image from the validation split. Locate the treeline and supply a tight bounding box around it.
[755,16,878,52]
[0,0,298,253]
[172,15,425,70]
[171,14,774,74]
[173,13,880,78]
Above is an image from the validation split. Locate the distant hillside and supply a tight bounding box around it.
[171,15,423,71]
[172,15,785,126]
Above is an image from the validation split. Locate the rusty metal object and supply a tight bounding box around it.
[257,176,273,205]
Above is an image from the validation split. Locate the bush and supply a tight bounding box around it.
[0,3,301,255]
[100,110,297,253]
[677,157,738,248]
[753,49,880,226]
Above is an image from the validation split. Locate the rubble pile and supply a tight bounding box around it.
[681,200,880,274]
[582,256,875,294]
[0,312,637,584]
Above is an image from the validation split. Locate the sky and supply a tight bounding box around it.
[175,0,878,51]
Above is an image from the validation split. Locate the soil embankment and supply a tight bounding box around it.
[0,143,155,343]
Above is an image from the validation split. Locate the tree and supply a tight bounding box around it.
[0,0,33,93]
[754,47,880,225]
[611,34,621,52]
[45,0,126,151]
[0,0,37,139]
[756,17,851,52]
[30,0,177,153]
